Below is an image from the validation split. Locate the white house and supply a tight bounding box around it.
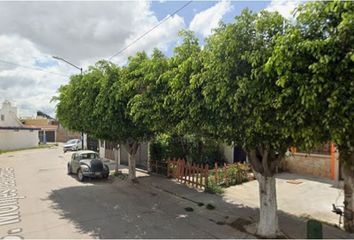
[98,140,149,170]
[0,100,40,150]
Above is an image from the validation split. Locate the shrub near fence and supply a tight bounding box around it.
[165,159,250,192]
[210,163,249,187]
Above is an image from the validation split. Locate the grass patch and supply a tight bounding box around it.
[0,144,54,155]
[113,171,124,177]
[113,172,128,180]
[206,203,216,210]
[184,207,194,212]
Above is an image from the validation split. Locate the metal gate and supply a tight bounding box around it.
[87,135,99,152]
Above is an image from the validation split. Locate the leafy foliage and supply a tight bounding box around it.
[149,134,225,165]
[268,1,354,162]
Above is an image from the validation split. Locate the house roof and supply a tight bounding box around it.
[0,126,41,131]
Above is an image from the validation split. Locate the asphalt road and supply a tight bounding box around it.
[0,145,246,239]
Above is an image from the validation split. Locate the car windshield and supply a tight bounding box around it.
[66,139,77,144]
[80,153,98,160]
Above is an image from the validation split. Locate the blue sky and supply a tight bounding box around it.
[151,1,270,23]
[150,1,271,57]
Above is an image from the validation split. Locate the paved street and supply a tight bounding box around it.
[0,146,250,239]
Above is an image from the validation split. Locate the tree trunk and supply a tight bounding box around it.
[128,151,136,181]
[127,142,139,182]
[255,172,279,238]
[342,150,354,232]
[248,147,281,238]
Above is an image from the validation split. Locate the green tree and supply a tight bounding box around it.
[129,31,209,162]
[267,1,354,231]
[56,61,122,172]
[196,10,289,237]
[56,59,154,181]
[56,69,101,137]
[116,52,155,180]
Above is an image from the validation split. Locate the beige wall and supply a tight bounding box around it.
[22,118,49,126]
[0,129,39,150]
[222,144,233,164]
[282,153,333,179]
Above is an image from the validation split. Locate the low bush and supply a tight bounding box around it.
[206,163,250,193]
[205,177,224,194]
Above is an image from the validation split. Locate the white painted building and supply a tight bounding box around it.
[0,100,39,150]
[98,140,149,170]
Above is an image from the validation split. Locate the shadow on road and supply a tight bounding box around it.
[45,175,351,239]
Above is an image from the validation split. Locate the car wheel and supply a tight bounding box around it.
[103,173,109,179]
[77,169,85,182]
[67,164,72,175]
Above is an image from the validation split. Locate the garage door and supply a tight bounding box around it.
[45,131,55,142]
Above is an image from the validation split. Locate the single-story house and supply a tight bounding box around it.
[224,142,341,184]
[21,112,82,143]
[0,100,40,150]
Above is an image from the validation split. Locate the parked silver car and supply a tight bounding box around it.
[67,150,109,181]
[63,139,82,153]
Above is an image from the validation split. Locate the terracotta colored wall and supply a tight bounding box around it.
[56,125,81,142]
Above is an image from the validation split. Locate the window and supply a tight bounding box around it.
[0,115,4,121]
[80,153,98,159]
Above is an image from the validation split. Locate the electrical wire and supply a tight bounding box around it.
[108,0,193,61]
[0,59,71,77]
[0,1,193,75]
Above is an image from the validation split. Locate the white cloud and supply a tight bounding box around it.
[189,0,232,37]
[0,1,186,117]
[0,35,73,117]
[110,14,185,65]
[266,0,300,20]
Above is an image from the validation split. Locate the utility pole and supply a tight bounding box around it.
[52,56,84,150]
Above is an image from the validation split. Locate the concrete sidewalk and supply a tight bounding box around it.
[224,172,343,226]
[138,173,353,239]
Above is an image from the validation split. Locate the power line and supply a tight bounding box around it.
[109,0,193,61]
[0,59,71,77]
